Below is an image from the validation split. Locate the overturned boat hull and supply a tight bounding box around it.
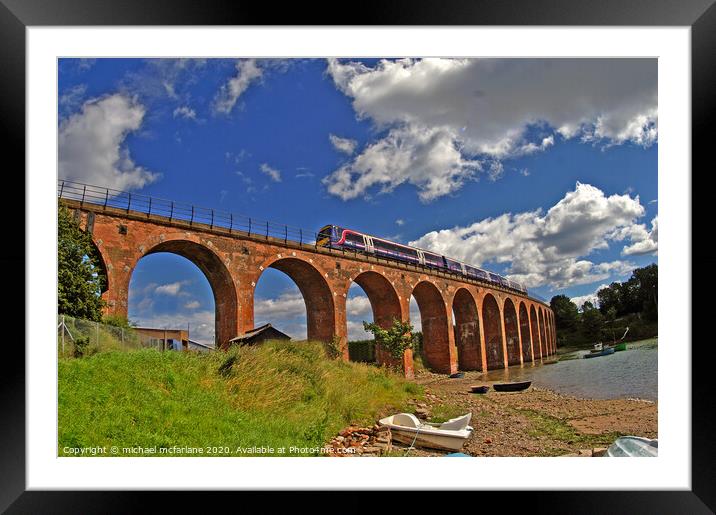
[493,381,531,392]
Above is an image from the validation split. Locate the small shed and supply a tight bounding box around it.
[229,323,291,346]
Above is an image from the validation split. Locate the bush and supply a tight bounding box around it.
[347,339,376,363]
[102,315,135,329]
[363,319,417,360]
[73,336,91,358]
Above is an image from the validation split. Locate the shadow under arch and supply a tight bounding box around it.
[519,301,533,363]
[452,288,482,371]
[504,298,521,366]
[350,270,402,365]
[539,308,548,357]
[412,281,452,374]
[141,239,238,349]
[482,293,504,370]
[530,304,542,359]
[256,257,335,343]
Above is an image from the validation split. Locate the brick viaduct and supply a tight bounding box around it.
[62,198,556,378]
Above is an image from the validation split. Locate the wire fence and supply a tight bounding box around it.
[57,315,194,358]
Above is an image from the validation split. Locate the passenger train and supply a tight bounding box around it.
[316,225,528,295]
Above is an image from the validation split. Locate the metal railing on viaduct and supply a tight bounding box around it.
[57,180,544,301]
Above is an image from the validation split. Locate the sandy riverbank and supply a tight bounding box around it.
[387,370,657,457]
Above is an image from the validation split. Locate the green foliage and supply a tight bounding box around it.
[102,314,136,329]
[73,336,91,358]
[347,339,376,363]
[58,341,422,456]
[551,263,658,348]
[362,318,416,360]
[581,303,604,340]
[323,334,342,360]
[550,294,580,331]
[58,206,106,320]
[597,264,657,319]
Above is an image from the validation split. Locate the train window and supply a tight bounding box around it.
[377,240,416,257]
[344,232,363,244]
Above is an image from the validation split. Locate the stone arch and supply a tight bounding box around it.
[546,310,553,355]
[519,302,532,363]
[141,239,239,349]
[503,298,520,366]
[255,257,335,344]
[530,304,542,359]
[412,281,452,374]
[350,271,403,367]
[539,308,548,357]
[452,288,482,371]
[482,293,504,370]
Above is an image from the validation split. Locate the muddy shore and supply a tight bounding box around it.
[387,370,657,457]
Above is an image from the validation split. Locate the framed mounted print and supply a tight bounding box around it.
[3,0,712,511]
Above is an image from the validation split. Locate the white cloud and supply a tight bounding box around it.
[346,295,372,317]
[329,134,358,155]
[213,59,263,115]
[184,300,201,310]
[322,125,482,202]
[570,284,609,310]
[347,320,373,341]
[395,219,405,226]
[325,58,657,201]
[620,216,658,256]
[254,291,306,321]
[409,183,644,289]
[59,93,161,190]
[154,281,186,296]
[173,106,197,120]
[259,163,282,183]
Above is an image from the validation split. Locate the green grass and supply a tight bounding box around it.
[58,340,423,456]
[516,408,624,450]
[429,402,469,423]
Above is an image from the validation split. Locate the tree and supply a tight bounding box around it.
[362,318,416,360]
[632,263,658,321]
[601,307,619,343]
[58,206,106,320]
[581,302,604,340]
[550,295,580,331]
[597,283,622,316]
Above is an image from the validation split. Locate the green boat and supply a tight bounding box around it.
[614,342,627,352]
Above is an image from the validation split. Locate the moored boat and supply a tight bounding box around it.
[470,385,489,394]
[493,380,531,392]
[378,413,474,451]
[614,342,627,351]
[584,347,615,359]
[603,436,658,457]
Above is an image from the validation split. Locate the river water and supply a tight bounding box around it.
[480,342,658,401]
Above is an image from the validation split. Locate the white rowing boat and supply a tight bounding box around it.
[603,436,658,457]
[378,413,474,452]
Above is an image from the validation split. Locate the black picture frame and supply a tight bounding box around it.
[2,0,711,511]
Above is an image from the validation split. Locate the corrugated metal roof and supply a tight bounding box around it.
[229,323,291,343]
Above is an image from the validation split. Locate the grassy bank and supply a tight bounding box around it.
[59,340,422,456]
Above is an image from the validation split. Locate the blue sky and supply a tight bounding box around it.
[58,58,658,344]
